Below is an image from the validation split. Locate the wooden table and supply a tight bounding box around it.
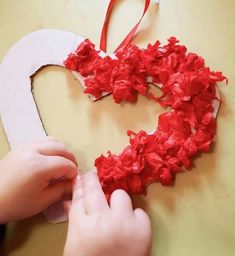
[0,0,235,255]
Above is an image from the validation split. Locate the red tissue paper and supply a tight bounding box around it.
[65,37,227,199]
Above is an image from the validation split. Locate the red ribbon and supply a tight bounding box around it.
[100,0,151,53]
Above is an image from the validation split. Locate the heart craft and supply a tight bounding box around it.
[65,36,226,201]
[0,0,227,204]
[63,0,227,200]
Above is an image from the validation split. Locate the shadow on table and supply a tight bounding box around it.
[3,214,45,255]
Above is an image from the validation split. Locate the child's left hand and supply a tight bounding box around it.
[0,137,78,223]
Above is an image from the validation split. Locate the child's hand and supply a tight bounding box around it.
[64,172,152,256]
[0,137,78,223]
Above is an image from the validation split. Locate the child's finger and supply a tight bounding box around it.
[83,171,109,215]
[70,175,85,215]
[41,156,78,181]
[41,180,73,209]
[110,189,133,214]
[36,141,78,166]
[134,208,150,223]
[133,208,152,238]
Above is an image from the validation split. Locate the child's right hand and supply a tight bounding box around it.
[64,171,152,256]
[0,137,78,223]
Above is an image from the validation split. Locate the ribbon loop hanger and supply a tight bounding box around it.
[100,0,151,53]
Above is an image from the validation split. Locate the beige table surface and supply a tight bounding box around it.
[0,0,235,255]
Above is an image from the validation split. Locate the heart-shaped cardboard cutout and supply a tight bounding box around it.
[0,29,222,223]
